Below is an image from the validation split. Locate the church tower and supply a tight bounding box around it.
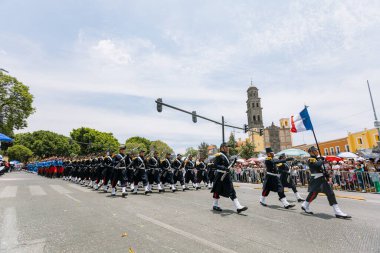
[246,83,265,152]
[246,85,264,129]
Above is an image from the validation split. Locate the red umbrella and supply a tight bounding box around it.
[325,156,343,162]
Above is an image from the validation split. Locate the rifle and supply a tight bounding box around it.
[221,150,244,181]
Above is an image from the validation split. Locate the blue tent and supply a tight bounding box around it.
[0,133,13,142]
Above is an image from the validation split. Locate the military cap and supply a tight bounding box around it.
[308,146,318,153]
[265,147,274,153]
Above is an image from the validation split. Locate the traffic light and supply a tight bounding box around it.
[259,128,264,136]
[192,111,197,123]
[244,124,248,133]
[156,98,163,113]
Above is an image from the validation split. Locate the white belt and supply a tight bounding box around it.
[266,172,280,177]
[216,170,227,174]
[311,173,323,179]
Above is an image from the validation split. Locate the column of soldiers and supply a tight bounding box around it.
[29,143,351,218]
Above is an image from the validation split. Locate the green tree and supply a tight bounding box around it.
[149,140,173,158]
[227,133,238,155]
[125,142,146,154]
[15,131,80,158]
[125,136,151,151]
[70,127,119,155]
[239,141,256,159]
[184,147,198,157]
[0,72,35,136]
[198,142,209,159]
[7,144,33,162]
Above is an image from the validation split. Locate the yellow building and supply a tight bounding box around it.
[249,132,265,152]
[348,128,380,152]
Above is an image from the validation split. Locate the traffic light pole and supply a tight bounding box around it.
[155,99,262,142]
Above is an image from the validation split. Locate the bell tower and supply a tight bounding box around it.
[246,84,264,129]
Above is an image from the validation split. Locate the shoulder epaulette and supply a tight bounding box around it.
[308,158,317,163]
[215,153,222,157]
[266,157,272,160]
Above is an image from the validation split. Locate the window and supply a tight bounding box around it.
[336,146,340,154]
[252,103,255,108]
[285,121,288,127]
[324,148,329,156]
[257,115,261,122]
[330,147,335,155]
[357,138,363,145]
[256,103,259,107]
[345,145,350,152]
[253,116,256,122]
[375,135,379,142]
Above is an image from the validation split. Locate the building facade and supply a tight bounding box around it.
[347,128,380,152]
[264,120,293,153]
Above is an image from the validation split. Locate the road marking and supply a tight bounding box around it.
[64,194,81,203]
[68,184,92,192]
[0,207,46,252]
[50,185,72,194]
[137,214,238,253]
[1,207,18,250]
[28,185,47,196]
[0,186,18,198]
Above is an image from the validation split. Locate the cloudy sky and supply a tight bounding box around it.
[1,0,379,152]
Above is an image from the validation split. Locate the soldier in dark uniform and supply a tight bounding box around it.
[110,146,128,197]
[126,151,136,192]
[172,154,187,191]
[132,149,149,195]
[301,146,351,219]
[160,152,176,192]
[211,143,248,213]
[184,155,197,189]
[102,155,114,192]
[207,161,215,189]
[94,156,104,190]
[147,151,163,193]
[277,154,304,202]
[260,148,295,209]
[196,157,208,190]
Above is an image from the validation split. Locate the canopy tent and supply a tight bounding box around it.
[338,152,358,159]
[325,156,343,162]
[0,133,13,142]
[276,148,310,158]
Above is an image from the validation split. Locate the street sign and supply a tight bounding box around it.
[375,121,380,128]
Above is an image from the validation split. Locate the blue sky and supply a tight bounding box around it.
[1,0,379,152]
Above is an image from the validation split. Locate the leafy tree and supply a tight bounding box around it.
[7,144,33,162]
[14,131,79,158]
[125,142,146,154]
[198,142,209,159]
[149,140,173,158]
[184,147,198,158]
[0,72,35,136]
[227,133,238,155]
[238,141,256,159]
[70,127,119,155]
[125,136,151,151]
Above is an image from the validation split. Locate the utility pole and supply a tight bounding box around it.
[222,116,225,143]
[367,80,380,148]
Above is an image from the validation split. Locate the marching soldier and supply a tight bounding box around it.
[147,151,163,193]
[132,149,149,195]
[102,155,114,192]
[259,148,295,209]
[207,161,215,189]
[301,146,351,219]
[160,152,176,192]
[172,154,187,191]
[94,156,105,190]
[184,154,197,189]
[277,154,304,202]
[196,157,208,190]
[110,146,128,197]
[211,143,248,213]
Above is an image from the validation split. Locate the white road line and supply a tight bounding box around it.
[64,194,81,203]
[49,185,72,194]
[0,186,18,198]
[28,185,47,196]
[1,207,18,250]
[137,214,238,253]
[67,184,92,192]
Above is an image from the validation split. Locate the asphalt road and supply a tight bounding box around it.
[1,171,379,253]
